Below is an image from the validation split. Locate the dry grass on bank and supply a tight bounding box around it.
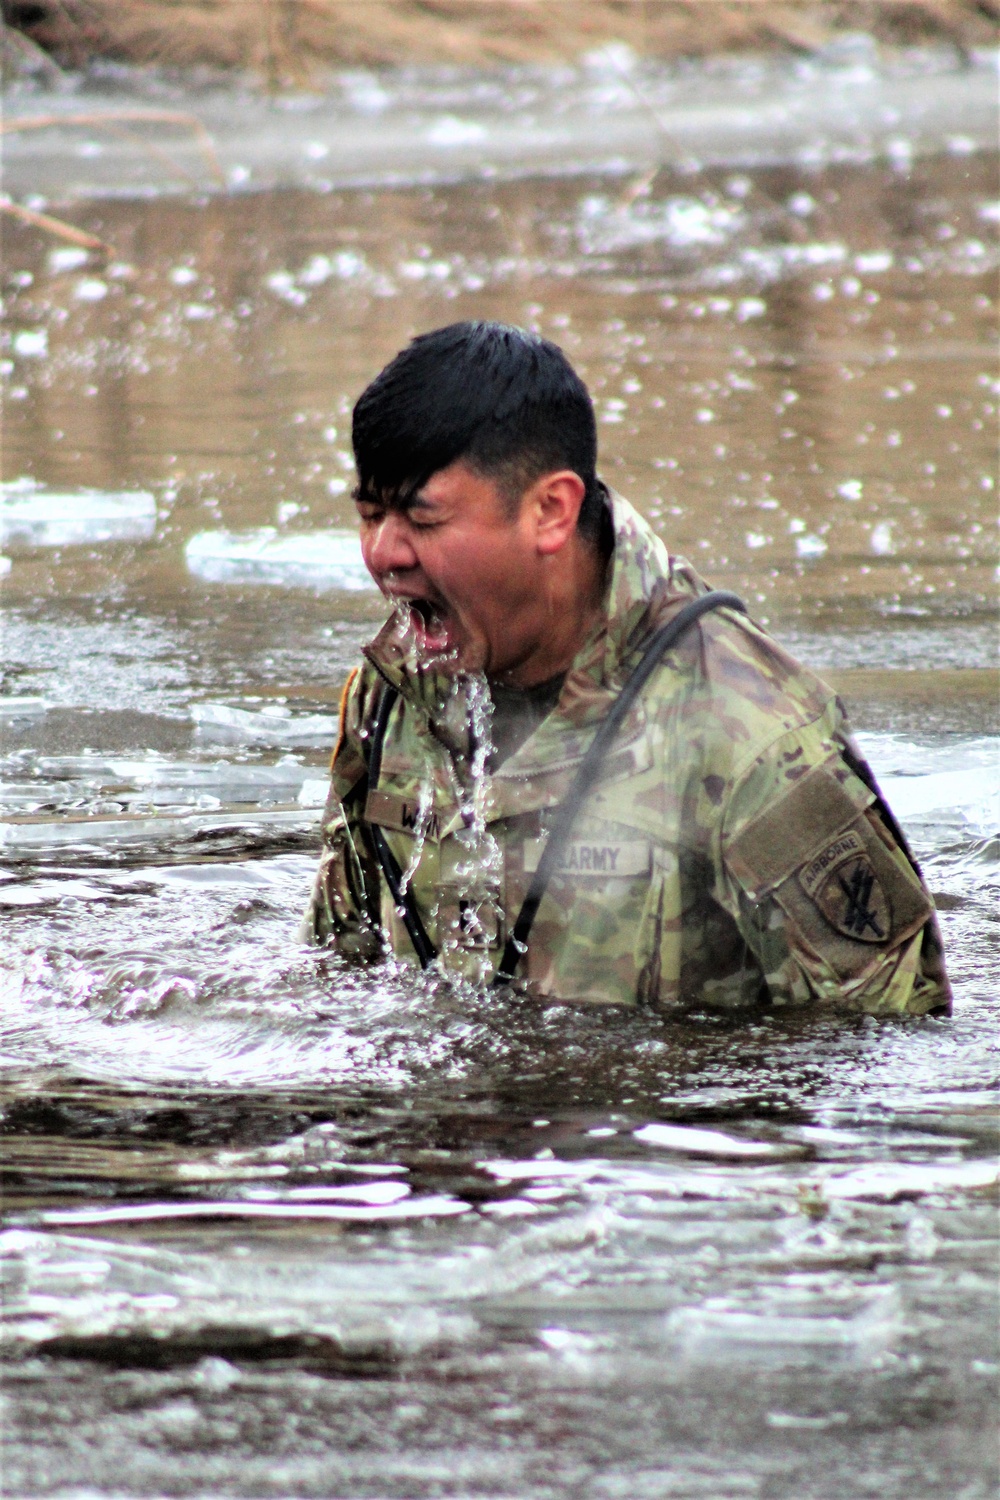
[3,0,997,81]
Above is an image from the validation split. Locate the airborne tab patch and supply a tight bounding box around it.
[799,831,890,944]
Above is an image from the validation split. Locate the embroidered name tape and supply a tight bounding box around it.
[366,789,442,842]
[523,838,650,878]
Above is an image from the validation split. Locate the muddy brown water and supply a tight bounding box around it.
[1,148,998,1498]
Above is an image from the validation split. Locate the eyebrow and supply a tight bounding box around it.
[354,488,437,514]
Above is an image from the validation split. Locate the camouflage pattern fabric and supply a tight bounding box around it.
[302,493,951,1015]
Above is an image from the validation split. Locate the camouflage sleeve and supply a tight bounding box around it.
[715,725,951,1015]
[298,666,382,957]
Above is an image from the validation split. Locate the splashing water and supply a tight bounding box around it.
[0,138,996,1500]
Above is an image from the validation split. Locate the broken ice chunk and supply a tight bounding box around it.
[0,696,47,719]
[0,486,156,547]
[634,1123,782,1158]
[185,528,374,591]
[191,702,338,746]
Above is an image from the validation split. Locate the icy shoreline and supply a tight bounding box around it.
[3,45,996,205]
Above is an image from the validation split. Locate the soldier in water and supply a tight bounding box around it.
[302,321,950,1014]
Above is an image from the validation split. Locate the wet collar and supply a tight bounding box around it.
[361,491,702,747]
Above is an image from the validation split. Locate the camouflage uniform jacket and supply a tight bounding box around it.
[303,493,950,1015]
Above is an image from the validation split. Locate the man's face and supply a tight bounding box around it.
[356,462,549,679]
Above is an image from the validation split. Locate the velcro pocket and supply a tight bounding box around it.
[771,809,931,981]
[725,763,932,983]
[724,760,872,900]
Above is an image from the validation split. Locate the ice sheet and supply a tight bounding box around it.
[0,697,47,719]
[879,767,1000,828]
[190,702,338,745]
[0,484,156,547]
[185,528,374,591]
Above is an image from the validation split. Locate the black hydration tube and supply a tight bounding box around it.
[493,590,746,985]
[366,683,438,970]
[364,590,746,980]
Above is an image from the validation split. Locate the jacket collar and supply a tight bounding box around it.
[362,490,705,777]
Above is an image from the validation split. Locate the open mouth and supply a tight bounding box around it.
[404,597,452,653]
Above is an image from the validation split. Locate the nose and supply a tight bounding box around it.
[364,511,418,580]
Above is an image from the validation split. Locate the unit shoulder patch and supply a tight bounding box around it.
[763,807,934,983]
[799,831,890,944]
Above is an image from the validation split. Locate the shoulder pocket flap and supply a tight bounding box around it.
[725,762,873,899]
[771,809,932,981]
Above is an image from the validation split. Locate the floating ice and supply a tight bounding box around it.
[666,1286,900,1365]
[341,69,390,115]
[332,250,367,280]
[809,738,995,834]
[247,1181,410,1205]
[191,1356,240,1393]
[0,486,156,547]
[578,195,743,255]
[0,697,47,719]
[0,806,315,852]
[870,521,895,556]
[767,1412,848,1430]
[633,1123,782,1158]
[297,778,329,807]
[795,534,828,560]
[8,755,314,809]
[583,40,638,75]
[264,270,307,306]
[75,278,108,302]
[191,702,338,746]
[735,296,767,321]
[821,1160,998,1202]
[12,329,47,358]
[47,246,89,273]
[426,116,487,147]
[478,1158,600,1182]
[855,251,893,274]
[879,768,1000,829]
[738,244,845,283]
[0,877,125,907]
[40,1195,469,1226]
[185,528,374,591]
[298,253,333,284]
[479,1199,541,1217]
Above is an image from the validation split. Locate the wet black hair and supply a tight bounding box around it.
[352,320,607,542]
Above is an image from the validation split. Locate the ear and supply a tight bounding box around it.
[527,470,586,556]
